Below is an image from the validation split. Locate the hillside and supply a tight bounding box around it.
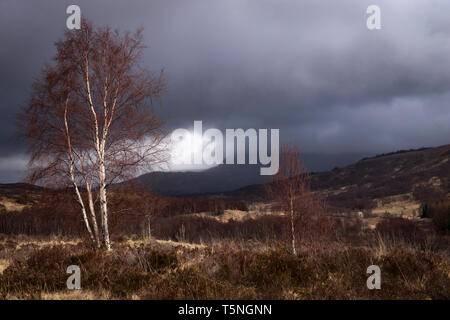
[0,183,47,213]
[312,145,449,208]
[226,144,450,212]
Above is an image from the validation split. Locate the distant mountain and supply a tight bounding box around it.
[128,164,268,196]
[129,153,367,196]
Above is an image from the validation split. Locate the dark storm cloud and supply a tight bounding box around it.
[1,0,450,181]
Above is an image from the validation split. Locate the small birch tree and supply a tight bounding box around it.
[265,144,311,255]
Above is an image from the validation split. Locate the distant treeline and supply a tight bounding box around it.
[359,147,430,162]
[0,190,248,237]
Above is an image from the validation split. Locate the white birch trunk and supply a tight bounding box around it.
[98,139,111,250]
[64,98,97,247]
[85,183,101,248]
[70,168,96,246]
[290,197,296,255]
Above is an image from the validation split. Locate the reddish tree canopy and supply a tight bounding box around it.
[19,21,167,249]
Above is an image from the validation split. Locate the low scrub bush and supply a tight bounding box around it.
[376,218,425,243]
[421,201,450,233]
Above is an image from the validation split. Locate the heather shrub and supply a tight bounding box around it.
[432,203,450,233]
[135,248,179,273]
[420,201,450,233]
[0,245,179,299]
[376,218,425,244]
[142,267,257,300]
[333,218,364,245]
[380,247,450,299]
[0,246,71,298]
[152,215,289,244]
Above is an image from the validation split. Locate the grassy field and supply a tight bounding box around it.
[0,232,448,300]
[0,190,449,300]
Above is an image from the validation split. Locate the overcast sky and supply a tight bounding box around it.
[1,0,450,182]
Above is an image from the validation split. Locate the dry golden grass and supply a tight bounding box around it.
[4,290,133,300]
[0,259,10,274]
[0,197,28,212]
[190,208,284,223]
[40,290,110,300]
[117,238,206,250]
[371,194,421,219]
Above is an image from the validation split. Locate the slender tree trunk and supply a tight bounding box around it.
[84,54,111,250]
[99,171,110,250]
[64,98,97,248]
[147,215,151,239]
[71,176,96,246]
[85,186,101,248]
[98,141,111,250]
[290,197,296,255]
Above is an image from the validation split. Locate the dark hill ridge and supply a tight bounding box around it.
[310,144,449,209]
[314,144,449,191]
[224,144,450,208]
[128,164,269,196]
[130,153,366,196]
